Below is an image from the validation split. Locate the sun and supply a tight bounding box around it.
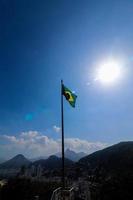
[95,60,122,85]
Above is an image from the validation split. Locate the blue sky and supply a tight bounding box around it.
[1,0,133,158]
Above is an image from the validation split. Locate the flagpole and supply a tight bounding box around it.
[61,80,65,189]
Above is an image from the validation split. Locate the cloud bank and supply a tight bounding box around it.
[53,125,61,133]
[0,131,108,159]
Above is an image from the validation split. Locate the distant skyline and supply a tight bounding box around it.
[1,0,133,158]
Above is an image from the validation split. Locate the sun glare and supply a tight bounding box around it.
[96,60,122,85]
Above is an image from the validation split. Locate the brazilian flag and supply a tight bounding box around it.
[62,84,77,107]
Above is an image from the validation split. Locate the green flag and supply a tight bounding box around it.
[62,84,77,107]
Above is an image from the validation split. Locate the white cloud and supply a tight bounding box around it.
[3,135,18,143]
[64,138,107,153]
[20,131,39,138]
[0,131,108,159]
[53,125,61,133]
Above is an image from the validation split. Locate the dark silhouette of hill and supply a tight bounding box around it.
[78,142,133,200]
[79,141,133,173]
[0,154,31,169]
[33,155,74,170]
[0,154,74,171]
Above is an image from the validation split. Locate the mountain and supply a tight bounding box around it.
[0,154,31,169]
[30,149,86,162]
[78,142,133,200]
[79,141,133,173]
[56,148,87,161]
[30,156,48,162]
[33,155,74,170]
[0,158,6,164]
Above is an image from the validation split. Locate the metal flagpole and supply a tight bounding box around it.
[61,80,65,190]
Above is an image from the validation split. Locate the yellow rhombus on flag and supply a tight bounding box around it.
[62,84,77,107]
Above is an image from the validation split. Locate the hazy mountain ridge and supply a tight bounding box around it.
[1,142,133,199]
[0,154,74,171]
[30,156,48,162]
[0,154,31,169]
[33,155,74,170]
[0,158,7,164]
[1,142,133,173]
[30,149,87,162]
[56,148,87,161]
